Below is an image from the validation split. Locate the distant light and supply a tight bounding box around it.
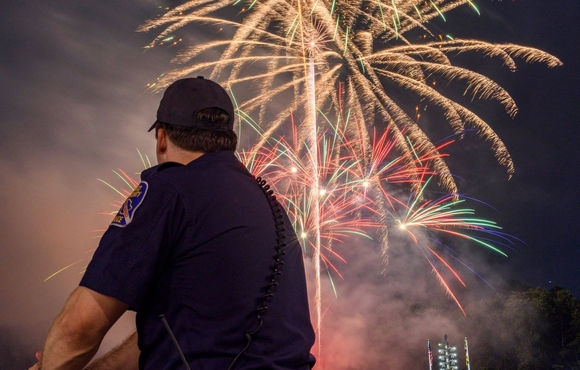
[291,167,298,173]
[301,232,307,238]
[319,189,327,196]
[362,181,369,187]
[399,223,407,230]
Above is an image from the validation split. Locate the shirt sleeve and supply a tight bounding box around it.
[80,175,186,311]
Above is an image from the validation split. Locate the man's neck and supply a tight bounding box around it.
[158,145,205,165]
[167,150,205,165]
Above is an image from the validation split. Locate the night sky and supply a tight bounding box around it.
[1,0,579,367]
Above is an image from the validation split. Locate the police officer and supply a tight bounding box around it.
[30,77,316,370]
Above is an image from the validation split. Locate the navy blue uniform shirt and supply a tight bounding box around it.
[80,151,316,370]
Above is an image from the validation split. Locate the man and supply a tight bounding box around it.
[30,77,316,369]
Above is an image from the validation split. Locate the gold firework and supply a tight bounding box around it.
[139,1,561,193]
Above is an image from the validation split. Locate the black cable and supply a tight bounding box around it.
[227,176,287,370]
[160,314,192,370]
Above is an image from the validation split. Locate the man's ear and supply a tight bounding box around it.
[156,128,168,156]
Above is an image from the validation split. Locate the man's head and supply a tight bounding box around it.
[150,77,238,162]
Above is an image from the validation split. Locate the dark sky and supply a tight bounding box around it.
[443,1,580,297]
[1,0,579,367]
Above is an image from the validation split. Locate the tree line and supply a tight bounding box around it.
[459,282,580,369]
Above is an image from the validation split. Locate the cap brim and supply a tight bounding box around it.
[147,121,158,132]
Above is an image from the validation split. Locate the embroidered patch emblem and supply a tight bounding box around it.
[110,182,149,228]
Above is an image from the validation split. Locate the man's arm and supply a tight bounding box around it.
[84,331,139,370]
[37,286,128,370]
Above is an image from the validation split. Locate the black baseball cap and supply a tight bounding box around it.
[148,76,234,132]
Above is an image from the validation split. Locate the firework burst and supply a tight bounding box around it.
[139,0,561,195]
[389,176,518,314]
[237,106,516,329]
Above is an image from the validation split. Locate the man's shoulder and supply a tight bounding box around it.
[141,162,184,181]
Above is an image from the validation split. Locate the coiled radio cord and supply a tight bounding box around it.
[227,176,287,370]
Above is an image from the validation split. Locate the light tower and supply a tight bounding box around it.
[437,334,459,370]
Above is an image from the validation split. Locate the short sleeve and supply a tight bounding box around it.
[80,176,186,311]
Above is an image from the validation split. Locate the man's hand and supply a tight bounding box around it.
[28,351,42,370]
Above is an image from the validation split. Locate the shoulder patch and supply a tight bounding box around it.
[110,181,149,228]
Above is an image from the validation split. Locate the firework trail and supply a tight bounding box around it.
[306,56,324,351]
[139,0,561,195]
